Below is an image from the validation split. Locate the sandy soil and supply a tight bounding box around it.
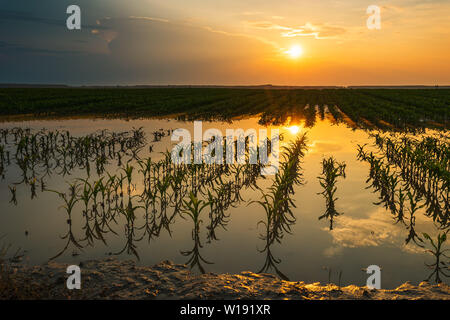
[6,258,450,300]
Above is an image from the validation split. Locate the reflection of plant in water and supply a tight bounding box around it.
[0,127,148,200]
[2,126,279,265]
[372,133,449,227]
[0,235,26,264]
[114,196,143,261]
[357,139,449,246]
[405,191,425,246]
[77,178,95,246]
[257,133,307,244]
[422,232,449,284]
[322,267,343,289]
[180,192,213,274]
[317,157,346,230]
[0,236,37,299]
[258,240,290,281]
[122,164,134,192]
[29,178,37,199]
[47,183,83,261]
[205,187,232,243]
[8,186,17,205]
[43,141,265,262]
[256,133,308,279]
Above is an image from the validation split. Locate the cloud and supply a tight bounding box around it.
[244,20,291,30]
[53,15,279,84]
[245,20,346,39]
[281,23,346,39]
[128,16,170,23]
[323,246,344,257]
[201,25,279,49]
[381,4,405,13]
[103,15,280,51]
[322,207,430,257]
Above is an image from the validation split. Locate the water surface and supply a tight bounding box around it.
[0,116,446,289]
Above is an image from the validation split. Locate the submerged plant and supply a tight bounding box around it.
[8,186,17,206]
[0,127,148,201]
[317,157,346,230]
[256,133,308,278]
[47,183,84,260]
[357,140,447,245]
[180,192,213,273]
[422,232,449,284]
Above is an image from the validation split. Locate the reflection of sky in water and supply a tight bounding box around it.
[0,117,446,289]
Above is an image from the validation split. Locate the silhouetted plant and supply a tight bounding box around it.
[256,133,308,279]
[317,157,346,230]
[180,192,213,273]
[422,232,449,283]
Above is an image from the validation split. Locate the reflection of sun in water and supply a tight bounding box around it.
[285,45,303,59]
[288,125,300,134]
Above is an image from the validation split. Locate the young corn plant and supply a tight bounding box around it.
[422,232,449,284]
[180,192,213,273]
[317,157,346,230]
[256,133,308,245]
[255,133,308,278]
[46,182,84,261]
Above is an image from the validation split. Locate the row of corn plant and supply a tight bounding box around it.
[317,157,346,230]
[43,138,267,265]
[256,133,308,279]
[0,127,150,202]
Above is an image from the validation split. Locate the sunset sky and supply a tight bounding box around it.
[0,0,449,85]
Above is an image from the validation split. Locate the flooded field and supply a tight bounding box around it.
[0,114,447,289]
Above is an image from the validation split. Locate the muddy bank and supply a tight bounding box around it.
[3,258,450,300]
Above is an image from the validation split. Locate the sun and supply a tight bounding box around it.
[287,125,300,134]
[285,45,303,59]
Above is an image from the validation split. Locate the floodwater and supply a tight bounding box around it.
[0,116,447,289]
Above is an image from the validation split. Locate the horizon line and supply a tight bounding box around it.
[1,83,450,89]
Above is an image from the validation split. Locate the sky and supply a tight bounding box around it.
[0,0,449,86]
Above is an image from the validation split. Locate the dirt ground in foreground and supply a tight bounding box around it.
[2,258,449,300]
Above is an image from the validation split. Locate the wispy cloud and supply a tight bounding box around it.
[244,20,346,39]
[128,16,170,23]
[202,25,280,49]
[122,16,280,50]
[244,20,291,30]
[282,23,346,39]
